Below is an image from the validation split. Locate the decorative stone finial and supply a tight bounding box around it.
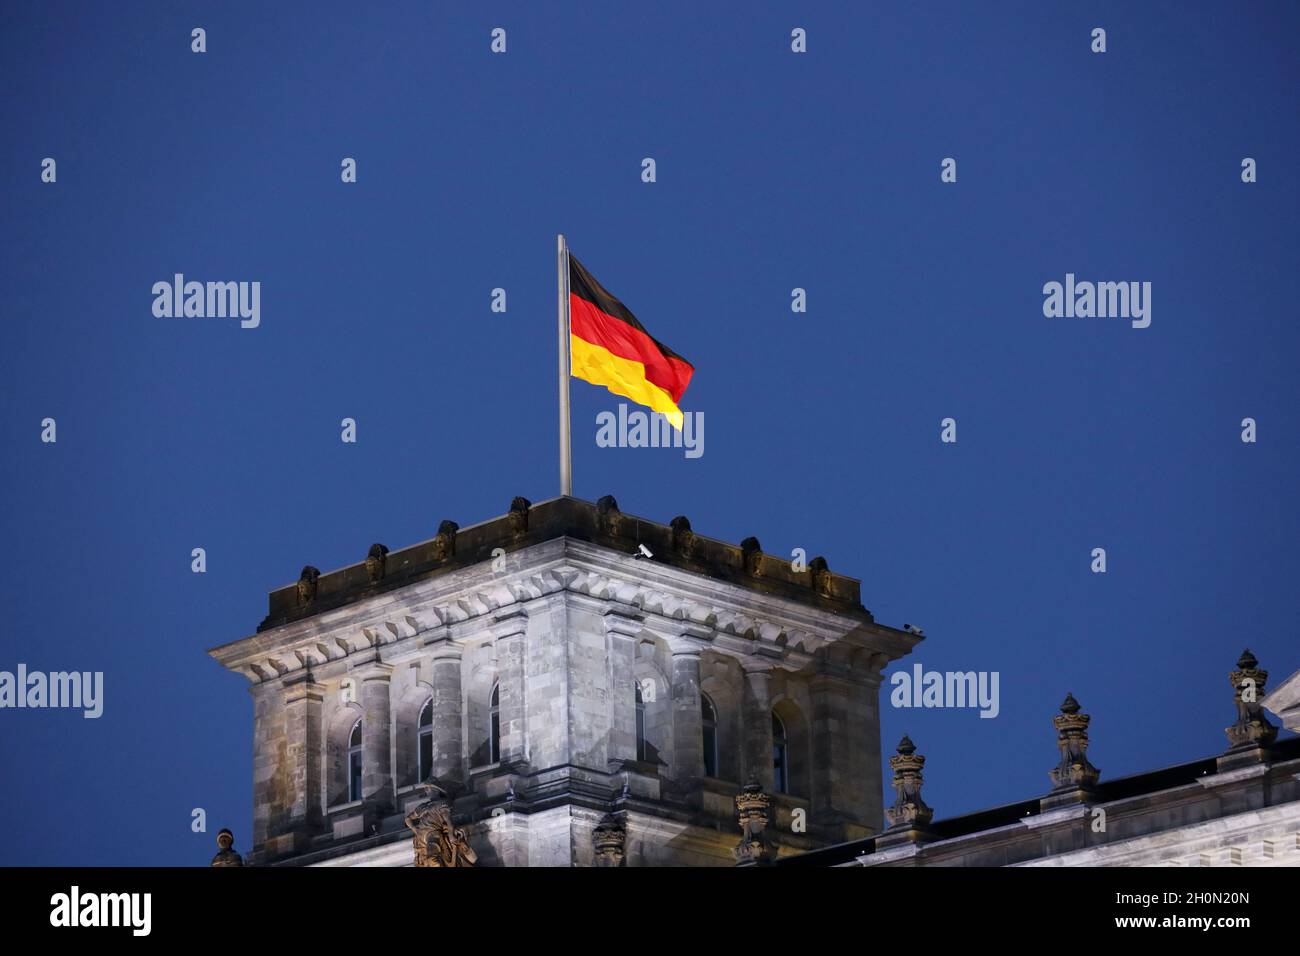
[1049,693,1100,792]
[669,515,696,559]
[210,828,244,867]
[432,520,459,561]
[740,537,764,577]
[808,556,833,597]
[365,544,389,585]
[733,774,773,864]
[508,497,531,537]
[592,812,627,867]
[596,495,623,535]
[404,782,477,867]
[885,735,933,831]
[296,566,320,606]
[1226,648,1278,750]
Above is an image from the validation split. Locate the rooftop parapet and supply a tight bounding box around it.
[258,495,874,633]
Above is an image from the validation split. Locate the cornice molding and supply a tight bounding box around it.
[211,538,918,686]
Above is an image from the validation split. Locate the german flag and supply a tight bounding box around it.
[568,253,695,429]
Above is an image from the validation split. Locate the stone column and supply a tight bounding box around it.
[358,662,394,815]
[741,665,774,790]
[428,645,464,786]
[492,607,530,766]
[281,675,325,837]
[670,646,704,783]
[604,605,643,766]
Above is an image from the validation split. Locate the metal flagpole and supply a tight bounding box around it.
[557,234,572,496]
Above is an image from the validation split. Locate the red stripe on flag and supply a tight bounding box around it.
[570,294,694,403]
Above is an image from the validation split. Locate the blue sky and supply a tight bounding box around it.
[1,1,1297,865]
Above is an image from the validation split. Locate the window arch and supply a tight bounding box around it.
[489,682,501,764]
[772,711,789,794]
[635,683,648,762]
[701,694,719,778]
[417,699,434,784]
[347,718,364,802]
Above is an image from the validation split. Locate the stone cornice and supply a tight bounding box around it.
[210,536,919,686]
[1012,802,1300,867]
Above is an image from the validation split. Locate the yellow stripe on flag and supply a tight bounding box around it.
[571,334,685,430]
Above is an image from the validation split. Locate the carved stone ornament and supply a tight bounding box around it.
[210,828,244,867]
[740,537,764,578]
[592,812,627,867]
[884,735,933,830]
[733,774,773,863]
[296,566,320,606]
[1049,693,1100,791]
[1226,648,1278,750]
[404,783,477,868]
[808,556,833,597]
[432,520,460,561]
[508,497,531,537]
[596,495,623,536]
[365,543,389,585]
[669,515,696,559]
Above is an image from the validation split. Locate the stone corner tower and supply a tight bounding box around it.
[208,495,921,866]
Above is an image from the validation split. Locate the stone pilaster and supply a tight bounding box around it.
[491,607,530,767]
[810,672,855,823]
[281,675,326,837]
[604,605,643,767]
[428,644,464,786]
[356,661,394,816]
[670,646,704,785]
[856,669,885,828]
[741,665,774,790]
[250,684,281,851]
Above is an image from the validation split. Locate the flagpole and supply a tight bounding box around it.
[557,234,572,496]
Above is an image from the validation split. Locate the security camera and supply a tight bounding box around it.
[636,543,653,559]
[903,623,924,636]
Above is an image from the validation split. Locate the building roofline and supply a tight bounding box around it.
[212,495,883,648]
[776,734,1300,867]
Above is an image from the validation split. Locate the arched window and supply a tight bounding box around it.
[348,718,364,802]
[489,682,501,764]
[772,712,788,794]
[701,694,719,778]
[417,699,434,784]
[635,683,648,762]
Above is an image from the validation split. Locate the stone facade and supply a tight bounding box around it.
[780,654,1300,869]
[209,495,919,866]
